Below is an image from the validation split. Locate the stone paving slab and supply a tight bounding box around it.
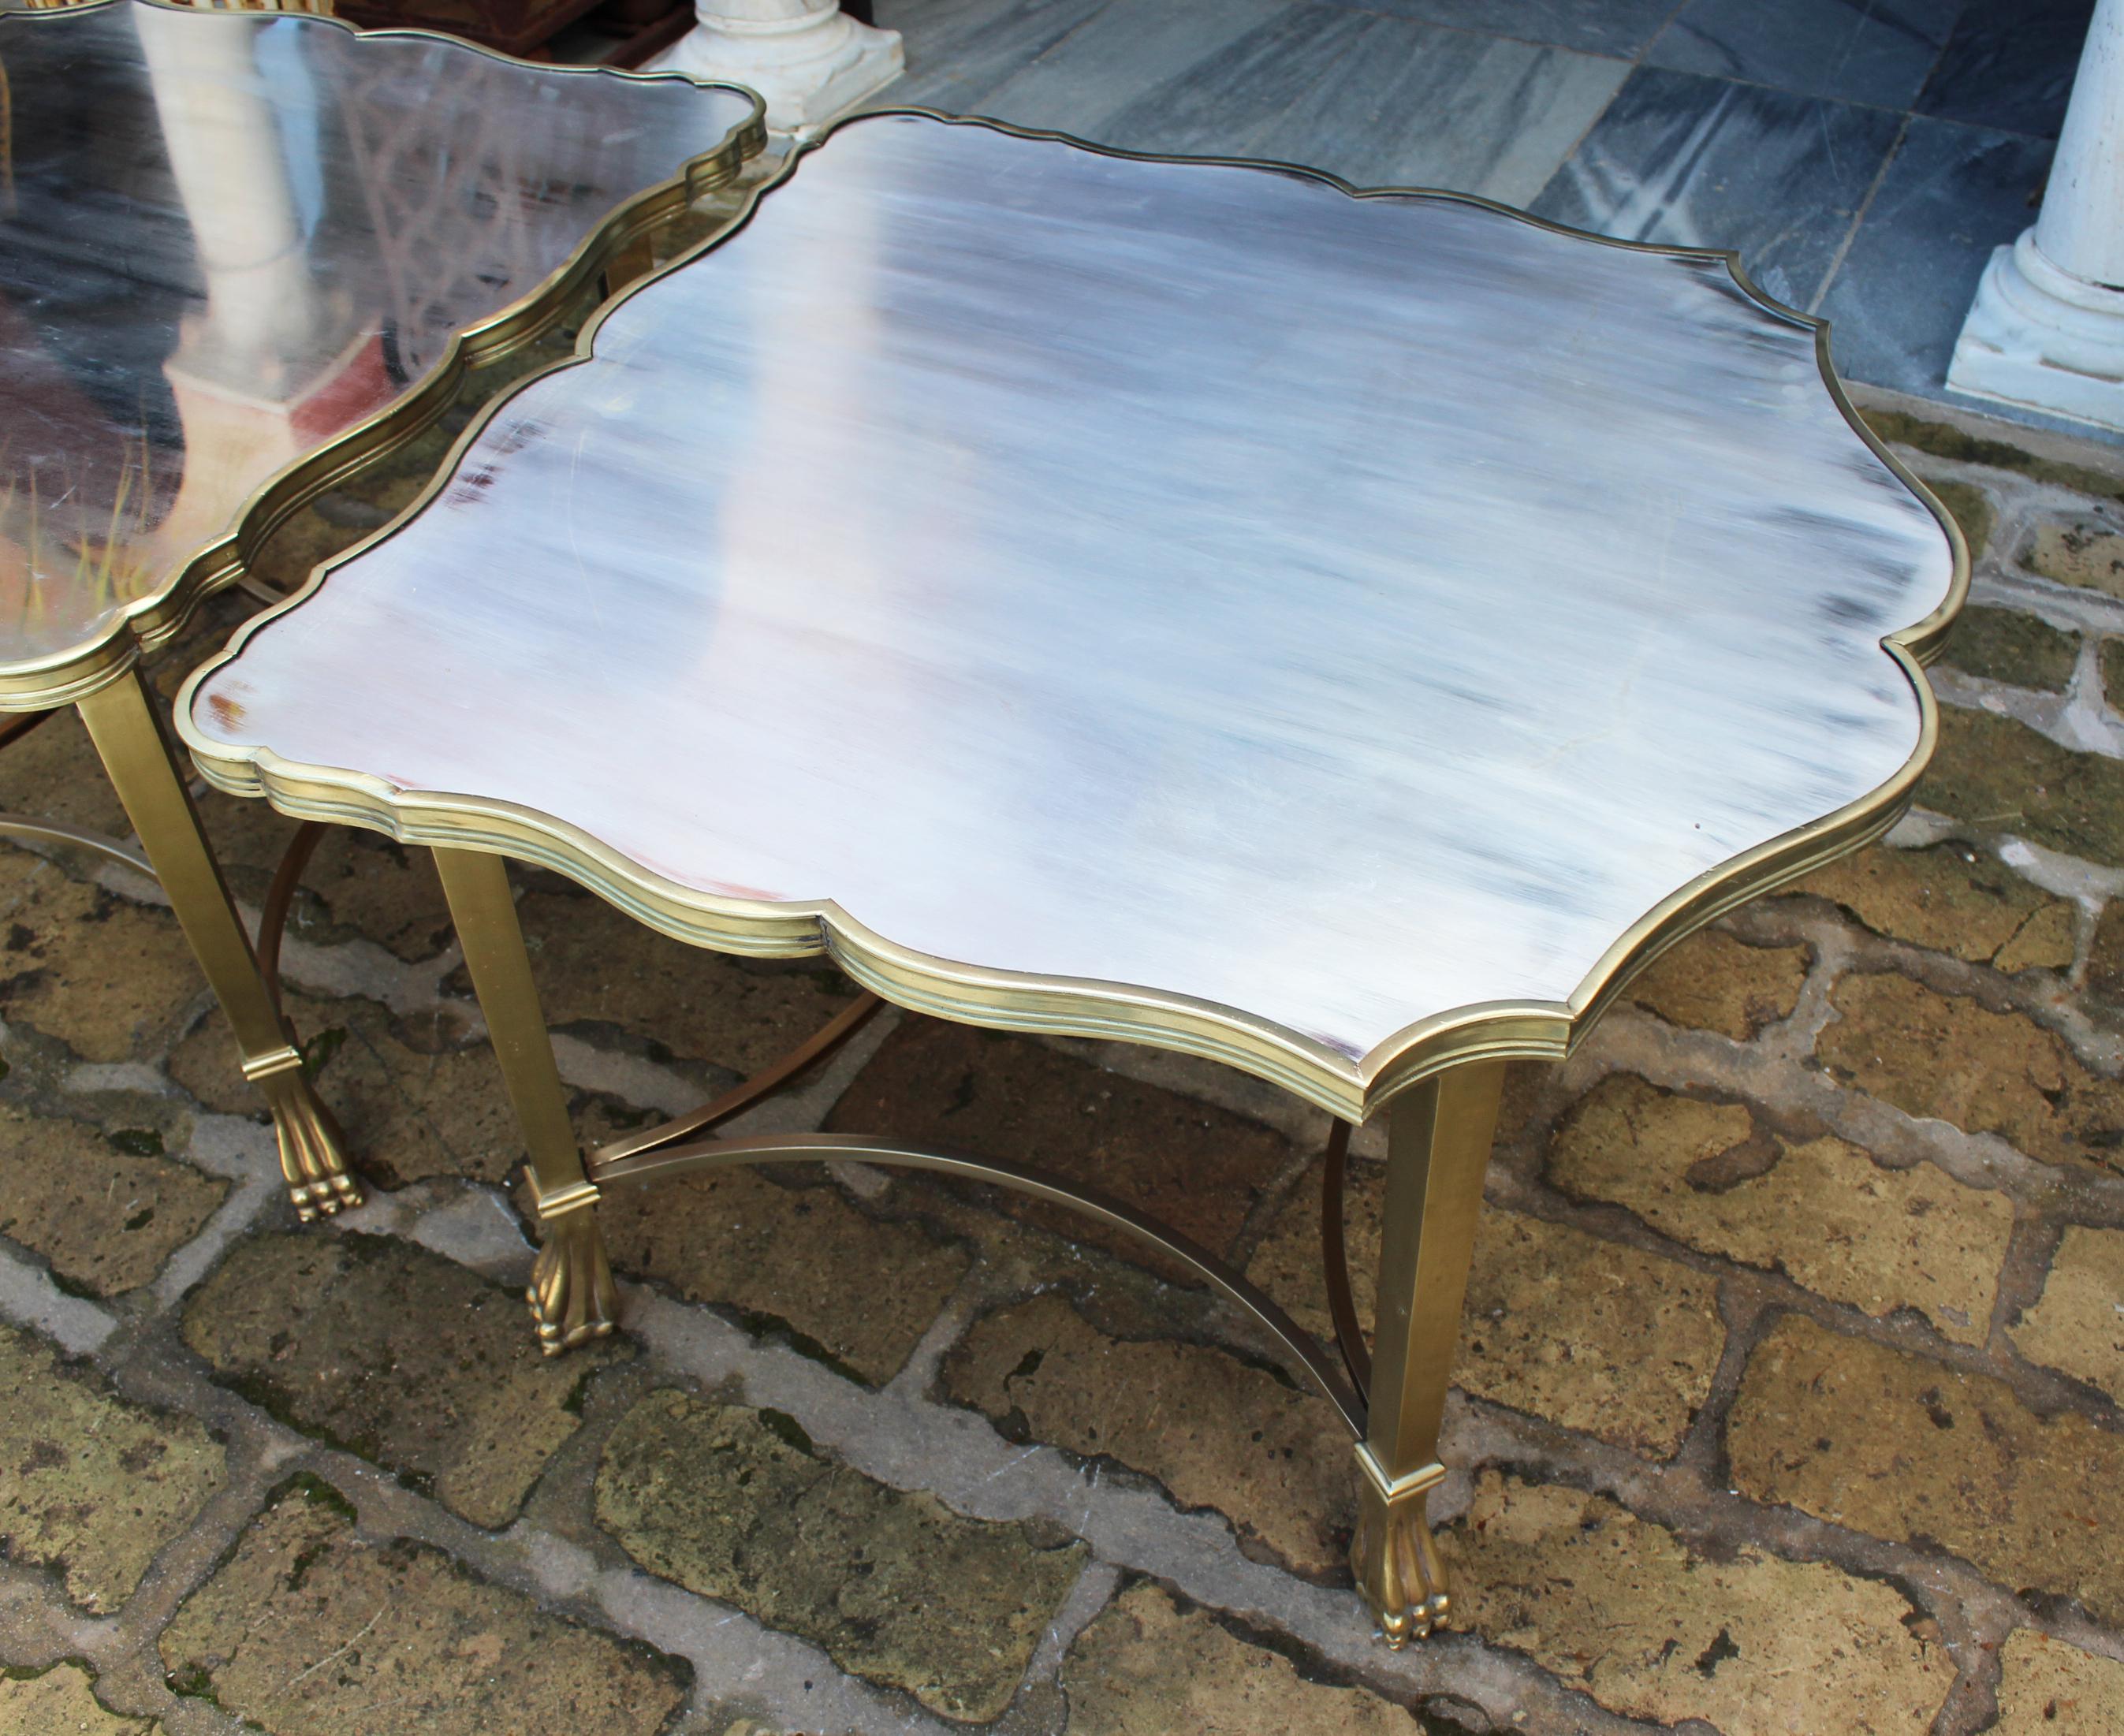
[595,1389,1084,1722]
[0,1321,225,1614]
[181,1232,620,1529]
[160,1477,690,1735]
[0,280,2122,1734]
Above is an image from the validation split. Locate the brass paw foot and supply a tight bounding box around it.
[1351,1449,1450,1648]
[526,1207,618,1355]
[249,1051,362,1222]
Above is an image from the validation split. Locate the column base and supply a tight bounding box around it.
[1948,229,2124,433]
[648,6,904,132]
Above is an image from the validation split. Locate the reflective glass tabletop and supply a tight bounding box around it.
[0,0,760,691]
[184,114,1962,1112]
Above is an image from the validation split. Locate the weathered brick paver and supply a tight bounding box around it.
[1731,1316,2124,1624]
[161,1478,689,1735]
[1795,839,2077,969]
[182,1233,617,1529]
[942,1293,1354,1576]
[1250,1175,1725,1457]
[1,309,2122,1734]
[1625,929,1809,1040]
[1994,1630,2124,1734]
[1550,1075,2013,1343]
[1819,973,2124,1173]
[1940,604,2081,691]
[1446,1470,1957,1734]
[829,1019,1294,1267]
[595,1391,1082,1721]
[173,991,518,1190]
[2010,1226,2124,1403]
[1921,706,2124,866]
[0,1321,225,1613]
[591,1165,970,1385]
[0,1105,225,1297]
[1060,1581,1432,1732]
[0,1662,155,1734]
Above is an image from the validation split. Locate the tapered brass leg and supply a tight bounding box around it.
[1350,1060,1504,1646]
[431,845,616,1354]
[73,669,360,1220]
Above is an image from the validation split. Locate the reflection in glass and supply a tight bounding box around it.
[0,0,756,668]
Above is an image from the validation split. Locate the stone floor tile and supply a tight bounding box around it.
[1249,1177,1723,1458]
[1994,1629,2124,1734]
[199,796,459,964]
[159,1477,688,1736]
[0,856,204,1064]
[1941,605,2082,693]
[1626,929,1809,1040]
[941,1293,1355,1578]
[172,990,518,1190]
[0,1321,225,1614]
[182,1232,616,1530]
[1818,972,2124,1174]
[513,881,859,1076]
[2024,512,2124,601]
[0,1103,225,1297]
[2010,1225,2124,1403]
[0,710,132,840]
[1794,840,2077,970]
[595,1390,1083,1723]
[1059,1579,1428,1733]
[1445,1470,1955,1734]
[590,1166,970,1385]
[1921,706,2124,868]
[827,1019,1293,1267]
[2088,901,2124,1020]
[1730,1314,2124,1626]
[1551,1075,2012,1344]
[0,1662,155,1734]
[1927,478,1995,564]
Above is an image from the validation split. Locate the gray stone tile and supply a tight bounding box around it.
[872,0,1116,114]
[1817,115,2055,394]
[1246,13,1629,203]
[971,0,1293,140]
[1311,0,1675,58]
[1646,0,1962,110]
[1916,0,2093,140]
[1094,2,1375,158]
[1532,66,1905,310]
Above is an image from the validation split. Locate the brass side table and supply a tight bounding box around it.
[0,0,760,1214]
[179,112,1966,1643]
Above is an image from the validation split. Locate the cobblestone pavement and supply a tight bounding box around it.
[3,183,2124,1735]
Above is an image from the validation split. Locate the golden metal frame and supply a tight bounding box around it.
[178,111,1970,1642]
[0,0,766,1218]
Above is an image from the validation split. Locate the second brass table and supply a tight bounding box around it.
[0,0,760,1214]
[179,111,1965,1643]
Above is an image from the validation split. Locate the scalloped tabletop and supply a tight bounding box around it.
[0,0,758,695]
[184,113,1958,1108]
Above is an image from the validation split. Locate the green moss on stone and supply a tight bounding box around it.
[1940,605,2080,691]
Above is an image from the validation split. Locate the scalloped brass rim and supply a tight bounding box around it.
[177,108,1969,1123]
[0,0,768,711]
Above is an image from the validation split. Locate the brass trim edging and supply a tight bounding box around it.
[177,110,1969,1123]
[0,0,767,712]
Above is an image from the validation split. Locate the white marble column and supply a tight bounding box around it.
[1948,0,2124,430]
[649,0,902,133]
